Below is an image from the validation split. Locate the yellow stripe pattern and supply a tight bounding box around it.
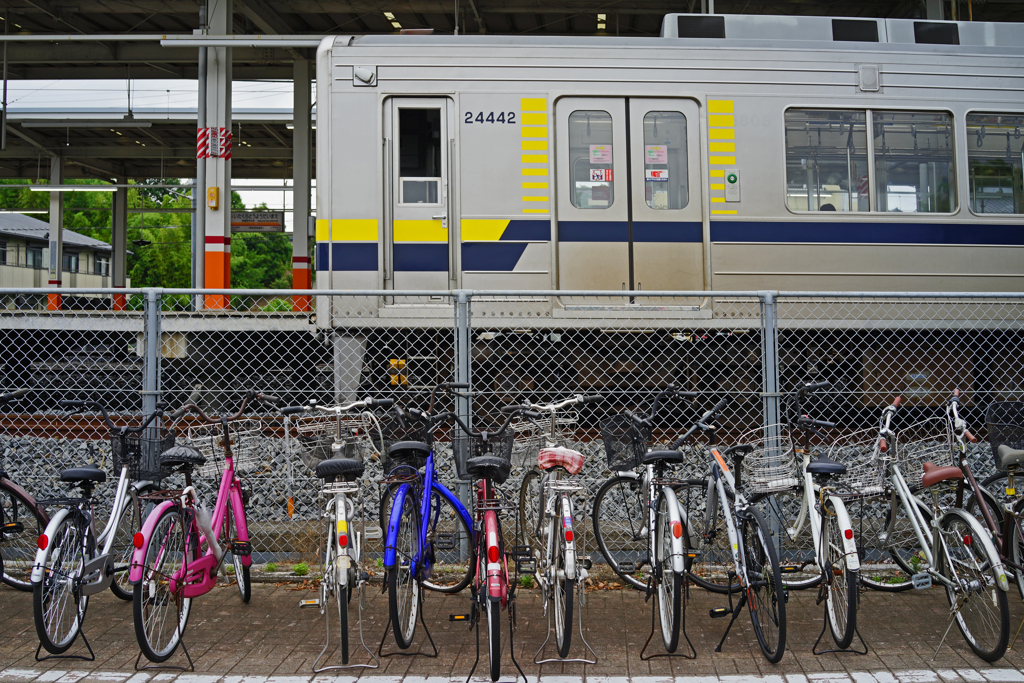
[462,219,510,241]
[707,100,737,212]
[521,98,549,214]
[394,219,447,242]
[317,218,379,242]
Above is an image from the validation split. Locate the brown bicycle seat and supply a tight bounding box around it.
[921,461,962,488]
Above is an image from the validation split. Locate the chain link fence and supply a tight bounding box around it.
[1,288,1021,578]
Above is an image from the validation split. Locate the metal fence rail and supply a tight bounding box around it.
[1,287,1021,566]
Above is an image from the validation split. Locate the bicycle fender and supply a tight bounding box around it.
[31,507,71,584]
[433,480,476,545]
[229,480,252,567]
[827,495,860,572]
[660,486,686,575]
[945,508,1009,592]
[128,499,178,584]
[560,494,576,580]
[384,483,412,570]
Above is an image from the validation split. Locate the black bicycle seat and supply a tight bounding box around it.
[466,455,512,485]
[387,441,430,469]
[60,466,107,483]
[806,455,846,476]
[642,450,688,465]
[315,458,365,482]
[160,445,207,469]
[997,444,1024,471]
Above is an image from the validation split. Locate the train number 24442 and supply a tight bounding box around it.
[464,111,517,124]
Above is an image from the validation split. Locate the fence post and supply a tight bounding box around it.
[142,288,162,473]
[454,290,472,561]
[760,290,780,429]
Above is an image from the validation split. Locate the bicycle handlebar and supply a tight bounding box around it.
[168,390,272,425]
[668,396,730,449]
[0,388,30,403]
[280,397,395,417]
[800,381,830,394]
[502,393,603,415]
[59,398,166,433]
[797,416,836,429]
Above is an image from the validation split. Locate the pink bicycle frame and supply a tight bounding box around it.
[477,480,508,605]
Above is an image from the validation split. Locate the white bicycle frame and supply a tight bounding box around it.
[783,452,861,573]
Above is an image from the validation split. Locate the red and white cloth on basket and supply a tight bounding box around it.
[537,446,586,475]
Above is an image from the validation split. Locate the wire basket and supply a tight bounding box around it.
[185,418,269,478]
[510,411,578,466]
[286,412,380,474]
[111,428,175,483]
[738,424,799,494]
[986,402,1024,472]
[894,417,953,484]
[371,409,431,473]
[825,428,888,500]
[454,429,515,481]
[600,414,651,471]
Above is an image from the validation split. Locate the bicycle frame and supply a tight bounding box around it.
[784,453,861,573]
[706,451,752,590]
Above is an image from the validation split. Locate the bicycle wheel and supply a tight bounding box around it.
[109,489,140,601]
[937,510,1009,662]
[553,493,574,658]
[518,468,543,550]
[592,475,647,590]
[753,488,822,590]
[686,479,741,594]
[134,506,194,663]
[422,489,474,593]
[1,481,49,591]
[224,501,251,603]
[33,513,88,654]
[338,583,350,664]
[740,506,787,663]
[1011,500,1024,601]
[655,490,682,652]
[388,490,420,649]
[859,493,922,592]
[823,499,857,648]
[486,595,501,681]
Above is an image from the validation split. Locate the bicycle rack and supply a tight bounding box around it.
[35,630,96,664]
[811,572,868,655]
[533,569,598,665]
[376,584,440,659]
[639,568,697,661]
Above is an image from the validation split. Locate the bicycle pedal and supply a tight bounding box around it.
[299,599,320,608]
[449,614,471,622]
[709,607,731,619]
[364,525,383,540]
[230,541,252,557]
[3,522,24,533]
[511,544,532,560]
[434,532,457,551]
[912,572,932,590]
[685,550,701,560]
[618,562,636,574]
[780,564,802,574]
[516,559,537,574]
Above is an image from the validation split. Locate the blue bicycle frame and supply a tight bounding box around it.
[384,448,475,579]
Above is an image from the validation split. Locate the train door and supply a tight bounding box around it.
[555,97,703,291]
[384,98,456,290]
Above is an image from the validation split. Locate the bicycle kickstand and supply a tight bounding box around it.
[711,572,746,654]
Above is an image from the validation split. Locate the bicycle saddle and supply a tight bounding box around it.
[538,447,585,475]
[60,465,106,483]
[159,444,207,468]
[387,441,430,469]
[466,455,512,485]
[996,444,1024,471]
[805,454,846,476]
[921,461,962,488]
[315,457,365,482]
[641,450,688,465]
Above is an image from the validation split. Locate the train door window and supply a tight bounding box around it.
[399,108,442,204]
[966,113,1024,215]
[643,112,688,209]
[27,246,42,269]
[784,109,868,212]
[873,111,955,213]
[568,110,614,209]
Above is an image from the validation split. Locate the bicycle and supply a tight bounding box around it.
[1,389,50,591]
[592,386,700,655]
[515,393,600,659]
[129,391,274,664]
[281,395,393,670]
[30,400,172,656]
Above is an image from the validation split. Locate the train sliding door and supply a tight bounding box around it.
[384,97,456,290]
[555,97,703,291]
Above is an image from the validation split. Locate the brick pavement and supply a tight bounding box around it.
[2,580,1024,681]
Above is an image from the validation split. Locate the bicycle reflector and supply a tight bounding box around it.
[133,532,145,549]
[963,534,973,546]
[565,529,574,543]
[844,529,853,540]
[37,534,48,550]
[488,545,500,563]
[338,533,349,548]
[672,521,683,539]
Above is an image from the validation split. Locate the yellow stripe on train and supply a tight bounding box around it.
[461,219,510,242]
[393,219,447,242]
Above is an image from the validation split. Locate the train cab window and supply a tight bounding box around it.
[568,110,614,209]
[784,110,869,212]
[873,111,955,213]
[643,112,688,209]
[966,113,1024,215]
[398,108,442,204]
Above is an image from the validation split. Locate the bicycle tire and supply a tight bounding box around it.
[33,513,88,654]
[518,468,543,551]
[554,493,574,658]
[486,596,501,682]
[388,490,420,649]
[224,501,251,603]
[965,473,1022,598]
[134,506,195,663]
[655,490,682,652]
[109,488,140,601]
[741,506,787,663]
[858,492,921,592]
[591,474,647,591]
[339,583,350,664]
[1011,499,1024,601]
[823,499,857,649]
[1,480,49,591]
[937,510,1009,663]
[686,479,742,594]
[751,489,823,590]
[422,489,474,594]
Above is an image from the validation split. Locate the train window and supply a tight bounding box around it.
[643,112,688,210]
[966,113,1024,215]
[784,110,869,212]
[398,108,442,204]
[568,110,614,209]
[873,111,955,213]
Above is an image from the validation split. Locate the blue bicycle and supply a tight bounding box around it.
[382,382,476,649]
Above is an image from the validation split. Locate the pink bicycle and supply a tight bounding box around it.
[129,391,275,663]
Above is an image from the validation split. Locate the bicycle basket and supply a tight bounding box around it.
[373,410,430,473]
[986,402,1024,472]
[826,428,887,500]
[453,427,515,481]
[738,424,799,494]
[600,414,651,471]
[510,411,578,467]
[111,428,175,483]
[287,412,376,473]
[185,418,270,478]
[894,417,953,484]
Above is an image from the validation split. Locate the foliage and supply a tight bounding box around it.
[293,562,309,576]
[519,574,534,588]
[265,562,279,572]
[261,298,292,312]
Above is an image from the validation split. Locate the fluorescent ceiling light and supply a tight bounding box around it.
[30,185,118,192]
[0,209,47,213]
[598,13,606,20]
[22,121,152,129]
[383,11,396,19]
[391,21,402,28]
[597,22,606,29]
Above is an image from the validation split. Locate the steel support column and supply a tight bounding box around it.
[46,157,63,310]
[292,57,312,311]
[112,175,128,310]
[202,0,232,310]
